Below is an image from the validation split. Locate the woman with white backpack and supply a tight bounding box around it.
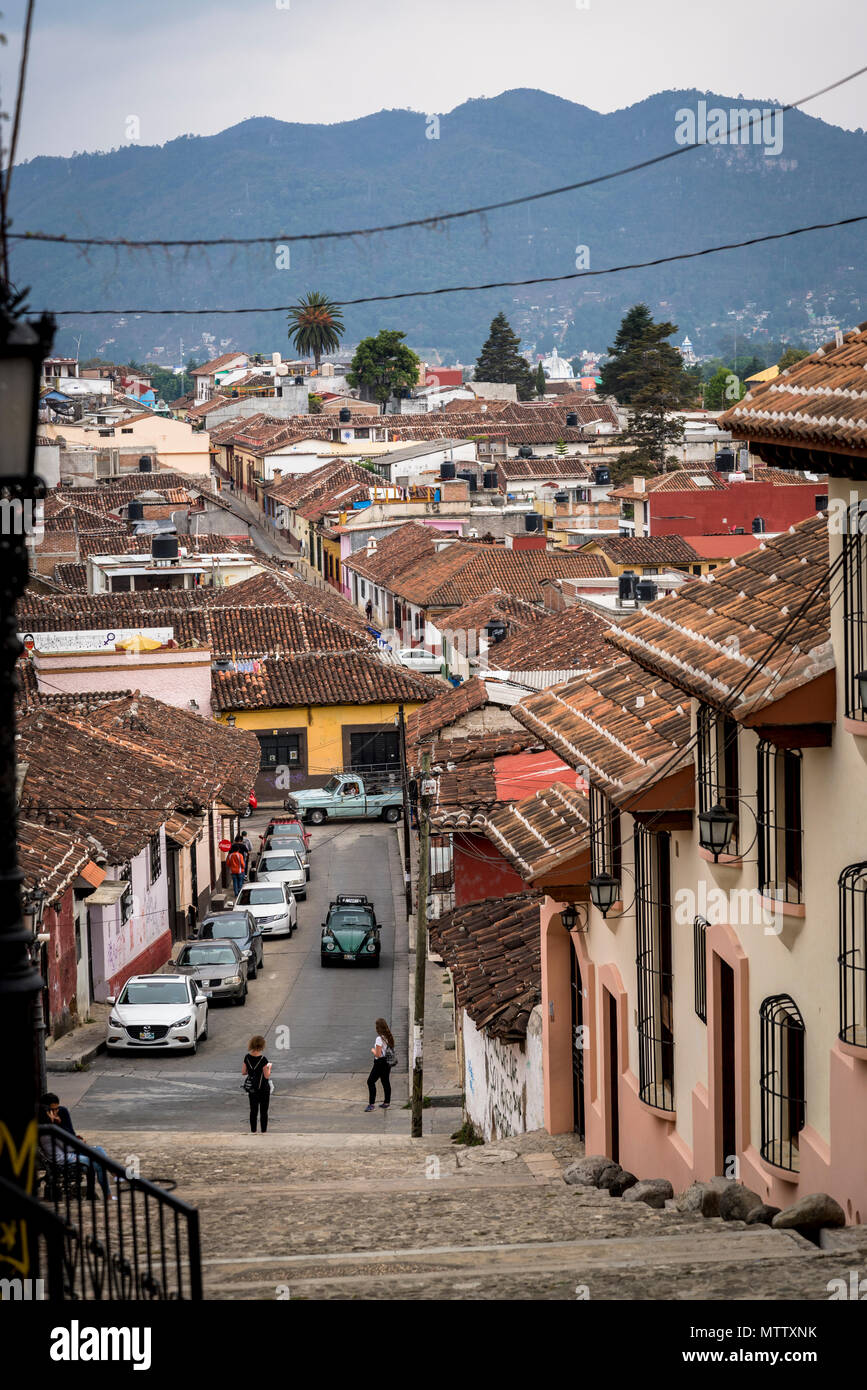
[364,1018,396,1112]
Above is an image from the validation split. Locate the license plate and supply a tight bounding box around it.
[140,1029,154,1040]
[344,954,355,961]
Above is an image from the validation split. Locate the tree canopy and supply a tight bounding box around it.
[599,303,695,408]
[346,330,420,411]
[287,291,344,372]
[473,312,535,401]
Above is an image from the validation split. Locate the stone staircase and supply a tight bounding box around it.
[102,1128,867,1300]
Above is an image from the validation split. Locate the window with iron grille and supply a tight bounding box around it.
[148,832,161,885]
[120,863,134,924]
[842,510,867,720]
[696,704,740,854]
[634,825,674,1111]
[589,784,621,881]
[694,916,708,1023]
[838,862,867,1050]
[759,994,806,1171]
[756,743,803,903]
[430,834,454,892]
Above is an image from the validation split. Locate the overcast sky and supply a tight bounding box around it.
[3,0,866,162]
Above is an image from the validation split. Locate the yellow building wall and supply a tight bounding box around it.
[217,701,426,775]
[321,535,342,583]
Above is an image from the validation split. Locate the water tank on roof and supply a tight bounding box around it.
[483,470,498,489]
[554,490,568,503]
[485,619,508,643]
[618,570,638,604]
[294,376,304,386]
[524,513,543,533]
[151,535,179,563]
[566,412,579,427]
[733,527,746,535]
[594,465,611,486]
[752,516,766,533]
[636,578,658,603]
[339,407,352,423]
[457,470,477,493]
[440,461,456,480]
[714,448,735,473]
[127,500,144,522]
[138,456,153,473]
[517,445,534,459]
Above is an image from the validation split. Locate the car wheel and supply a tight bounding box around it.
[200,1015,208,1042]
[383,807,401,823]
[242,804,252,818]
[248,961,257,980]
[308,808,326,825]
[188,1035,198,1056]
[233,987,246,1006]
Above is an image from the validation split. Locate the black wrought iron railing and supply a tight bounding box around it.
[14,1127,203,1301]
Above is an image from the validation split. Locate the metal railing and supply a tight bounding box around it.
[23,1127,202,1301]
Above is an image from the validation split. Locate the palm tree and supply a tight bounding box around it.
[287,291,345,373]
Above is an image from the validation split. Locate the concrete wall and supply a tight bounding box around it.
[34,649,214,718]
[89,845,172,1001]
[462,1005,545,1140]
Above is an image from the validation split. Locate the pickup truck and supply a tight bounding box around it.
[287,773,403,825]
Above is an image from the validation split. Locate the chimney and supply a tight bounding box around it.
[632,476,646,493]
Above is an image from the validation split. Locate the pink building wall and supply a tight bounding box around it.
[35,649,213,717]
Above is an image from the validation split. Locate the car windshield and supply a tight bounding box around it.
[201,918,248,939]
[237,887,284,905]
[330,910,373,931]
[266,839,304,853]
[119,980,189,1006]
[177,946,237,966]
[260,855,301,871]
[323,776,340,793]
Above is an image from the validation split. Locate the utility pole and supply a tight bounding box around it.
[411,748,432,1138]
[395,705,412,919]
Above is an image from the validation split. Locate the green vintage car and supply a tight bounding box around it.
[320,894,381,967]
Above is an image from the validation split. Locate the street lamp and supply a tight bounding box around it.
[698,802,737,861]
[589,873,620,918]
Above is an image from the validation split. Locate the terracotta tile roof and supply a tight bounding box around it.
[484,602,613,674]
[53,563,87,590]
[266,460,375,512]
[425,730,538,767]
[434,589,546,637]
[344,522,437,584]
[497,457,593,481]
[391,543,610,607]
[405,676,490,746]
[611,465,824,502]
[36,689,134,713]
[585,535,700,566]
[512,659,690,805]
[720,321,867,458]
[432,759,499,827]
[18,818,100,903]
[190,353,247,375]
[186,394,230,418]
[203,605,374,660]
[429,892,542,1042]
[484,782,591,879]
[212,651,442,712]
[605,514,832,717]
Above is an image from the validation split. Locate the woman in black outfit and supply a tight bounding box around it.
[242,1034,272,1132]
[365,1017,395,1112]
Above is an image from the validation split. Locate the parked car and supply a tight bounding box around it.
[263,815,311,849]
[233,882,297,938]
[396,647,441,674]
[260,833,310,876]
[169,939,248,1006]
[286,773,402,825]
[196,910,264,977]
[320,894,381,967]
[106,974,209,1053]
[252,850,307,900]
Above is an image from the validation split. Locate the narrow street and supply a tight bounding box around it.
[64,818,454,1135]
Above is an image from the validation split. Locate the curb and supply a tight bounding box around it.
[46,1038,105,1072]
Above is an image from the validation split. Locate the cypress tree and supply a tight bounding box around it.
[474,312,535,401]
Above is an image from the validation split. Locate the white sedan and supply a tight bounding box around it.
[397,647,442,674]
[233,882,297,938]
[106,974,209,1054]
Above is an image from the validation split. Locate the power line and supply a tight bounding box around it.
[10,62,867,254]
[39,212,867,317]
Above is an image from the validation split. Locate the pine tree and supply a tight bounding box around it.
[599,303,694,408]
[474,312,535,401]
[534,362,547,398]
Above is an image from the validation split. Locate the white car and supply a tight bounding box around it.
[233,882,297,938]
[397,647,441,674]
[253,850,307,899]
[106,974,209,1054]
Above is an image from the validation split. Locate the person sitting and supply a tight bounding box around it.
[39,1094,112,1199]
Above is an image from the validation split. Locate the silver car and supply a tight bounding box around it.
[169,939,248,1005]
[233,882,297,938]
[260,834,310,878]
[252,851,306,899]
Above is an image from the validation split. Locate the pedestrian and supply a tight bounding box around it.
[242,1035,272,1133]
[365,1017,395,1112]
[39,1096,112,1198]
[241,830,254,871]
[227,842,246,897]
[365,599,374,623]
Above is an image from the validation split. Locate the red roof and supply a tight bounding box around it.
[684,534,764,559]
[492,750,584,802]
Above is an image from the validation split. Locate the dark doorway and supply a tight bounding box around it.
[570,950,586,1140]
[719,959,737,1173]
[606,989,620,1163]
[349,730,399,771]
[166,849,184,941]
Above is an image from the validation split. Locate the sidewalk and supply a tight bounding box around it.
[45,1003,109,1072]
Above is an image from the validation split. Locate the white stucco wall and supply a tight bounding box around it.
[462,1005,544,1141]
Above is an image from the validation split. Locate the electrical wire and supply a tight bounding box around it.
[38,213,867,316]
[10,61,867,253]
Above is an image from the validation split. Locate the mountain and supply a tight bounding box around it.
[9,88,866,364]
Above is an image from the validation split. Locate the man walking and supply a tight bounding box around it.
[227,843,246,897]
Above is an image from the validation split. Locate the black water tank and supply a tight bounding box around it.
[594,465,611,486]
[485,619,508,643]
[339,407,352,423]
[524,513,542,533]
[517,445,534,459]
[554,490,569,503]
[566,412,579,427]
[636,578,658,602]
[483,470,498,489]
[457,470,477,493]
[733,527,746,535]
[295,376,304,386]
[127,500,144,522]
[138,456,153,473]
[151,535,179,562]
[714,448,735,473]
[618,570,638,604]
[752,516,766,533]
[440,461,456,480]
